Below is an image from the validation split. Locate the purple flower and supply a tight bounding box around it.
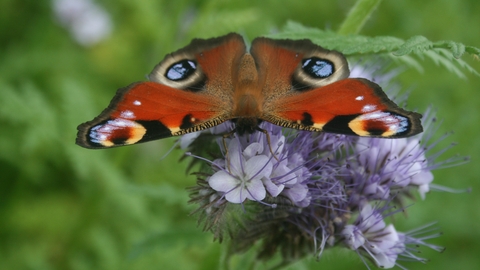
[208,139,270,203]
[341,204,445,269]
[342,204,405,268]
[194,122,314,206]
[185,62,465,268]
[341,134,433,208]
[53,0,112,46]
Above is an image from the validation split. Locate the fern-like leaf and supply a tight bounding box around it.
[269,21,480,77]
[393,36,433,56]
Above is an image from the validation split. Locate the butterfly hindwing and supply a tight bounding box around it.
[76,82,230,148]
[265,78,422,137]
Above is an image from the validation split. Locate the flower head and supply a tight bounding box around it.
[342,204,444,269]
[342,204,405,268]
[192,122,315,207]
[208,139,270,203]
[185,62,465,268]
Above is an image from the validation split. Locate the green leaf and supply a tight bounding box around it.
[393,35,433,56]
[435,40,466,58]
[423,49,466,78]
[434,48,480,77]
[337,0,383,35]
[269,22,480,77]
[392,55,424,73]
[271,21,405,54]
[466,45,480,56]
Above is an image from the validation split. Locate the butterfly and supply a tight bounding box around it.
[76,33,422,149]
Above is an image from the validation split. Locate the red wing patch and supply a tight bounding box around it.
[266,78,422,137]
[76,82,227,149]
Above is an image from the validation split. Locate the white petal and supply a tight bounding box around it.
[284,183,308,203]
[246,178,266,201]
[245,155,272,180]
[411,170,433,185]
[243,142,263,159]
[225,185,247,203]
[179,131,202,149]
[226,139,245,177]
[367,225,401,268]
[342,225,365,250]
[262,177,284,197]
[418,183,430,200]
[208,171,238,192]
[371,252,397,269]
[273,162,298,186]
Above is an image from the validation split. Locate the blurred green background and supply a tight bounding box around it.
[1,0,479,269]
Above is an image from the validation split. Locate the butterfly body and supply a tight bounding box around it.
[76,33,422,149]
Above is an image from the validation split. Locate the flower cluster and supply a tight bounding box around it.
[53,0,112,46]
[185,66,464,269]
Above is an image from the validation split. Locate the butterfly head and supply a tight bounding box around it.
[231,118,263,135]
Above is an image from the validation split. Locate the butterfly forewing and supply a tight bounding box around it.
[251,37,350,94]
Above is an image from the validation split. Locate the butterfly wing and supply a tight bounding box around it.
[77,33,247,148]
[251,37,423,137]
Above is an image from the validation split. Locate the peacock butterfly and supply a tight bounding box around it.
[76,33,422,149]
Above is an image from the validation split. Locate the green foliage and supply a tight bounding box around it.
[337,0,383,35]
[272,21,480,77]
[1,0,479,269]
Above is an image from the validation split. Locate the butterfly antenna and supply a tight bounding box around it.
[255,127,279,161]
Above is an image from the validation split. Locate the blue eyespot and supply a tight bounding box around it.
[302,58,334,78]
[165,60,197,81]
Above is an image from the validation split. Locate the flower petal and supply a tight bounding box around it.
[208,171,238,193]
[244,142,263,159]
[283,182,308,204]
[245,178,266,201]
[262,177,284,197]
[245,155,272,180]
[225,185,247,203]
[342,225,365,250]
[226,139,245,177]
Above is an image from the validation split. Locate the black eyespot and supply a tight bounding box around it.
[301,57,334,78]
[165,60,197,81]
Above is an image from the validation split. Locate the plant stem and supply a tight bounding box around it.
[338,0,383,35]
[219,244,229,270]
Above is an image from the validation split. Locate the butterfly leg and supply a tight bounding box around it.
[221,126,279,173]
[222,129,237,173]
[255,127,279,161]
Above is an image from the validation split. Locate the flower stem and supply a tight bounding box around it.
[219,244,229,270]
[337,0,383,35]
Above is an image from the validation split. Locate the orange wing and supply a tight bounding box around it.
[266,78,423,137]
[76,33,247,149]
[250,37,423,138]
[76,82,230,148]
